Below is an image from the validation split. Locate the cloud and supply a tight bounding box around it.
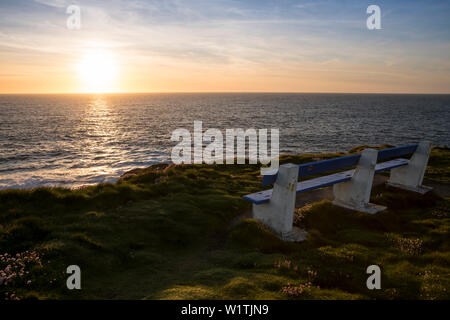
[34,0,69,8]
[1,0,450,92]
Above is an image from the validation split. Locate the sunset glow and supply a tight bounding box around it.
[77,49,119,93]
[0,1,449,94]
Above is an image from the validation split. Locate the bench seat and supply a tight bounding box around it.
[243,158,409,204]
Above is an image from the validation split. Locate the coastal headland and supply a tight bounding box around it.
[1,146,449,300]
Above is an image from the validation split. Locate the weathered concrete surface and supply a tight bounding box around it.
[387,141,432,194]
[281,226,308,242]
[332,149,386,214]
[253,163,299,237]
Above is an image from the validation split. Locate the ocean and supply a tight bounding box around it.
[0,93,449,189]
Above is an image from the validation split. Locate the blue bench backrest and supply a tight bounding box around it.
[377,144,418,161]
[261,144,419,186]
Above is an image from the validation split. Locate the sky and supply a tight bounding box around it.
[0,0,449,93]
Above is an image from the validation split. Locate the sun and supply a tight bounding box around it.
[77,49,119,93]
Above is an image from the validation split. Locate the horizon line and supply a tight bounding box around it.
[1,91,450,95]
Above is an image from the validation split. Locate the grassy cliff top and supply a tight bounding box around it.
[0,146,449,300]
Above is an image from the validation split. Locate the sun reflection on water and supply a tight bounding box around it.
[81,95,120,178]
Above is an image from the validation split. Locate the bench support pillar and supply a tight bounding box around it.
[332,148,386,214]
[387,141,432,194]
[252,163,306,242]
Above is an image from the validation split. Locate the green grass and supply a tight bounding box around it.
[0,146,449,300]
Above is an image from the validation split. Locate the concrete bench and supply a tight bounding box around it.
[243,141,432,241]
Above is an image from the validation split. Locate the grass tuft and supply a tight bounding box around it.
[0,146,449,299]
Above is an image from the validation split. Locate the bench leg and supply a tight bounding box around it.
[253,163,306,242]
[387,141,432,194]
[332,148,386,214]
